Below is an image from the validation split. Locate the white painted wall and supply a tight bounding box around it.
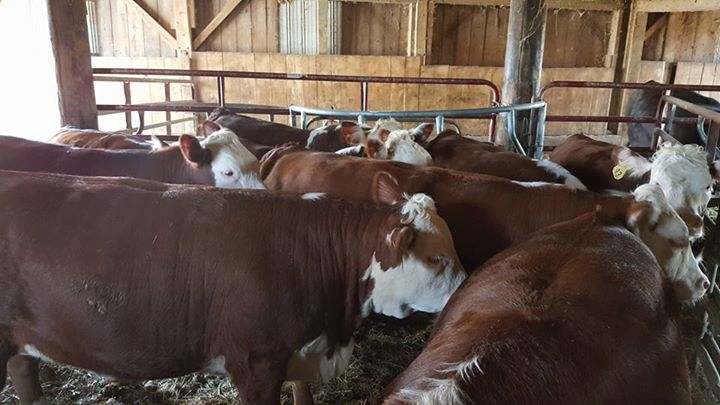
[0,0,62,140]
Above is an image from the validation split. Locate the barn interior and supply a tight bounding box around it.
[1,0,720,404]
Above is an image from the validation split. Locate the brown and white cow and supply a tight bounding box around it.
[305,121,365,152]
[260,148,708,302]
[550,133,718,239]
[381,210,690,405]
[417,129,587,189]
[51,127,167,150]
[0,128,264,189]
[0,169,464,405]
[208,106,310,145]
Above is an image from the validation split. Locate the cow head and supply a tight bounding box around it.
[382,130,433,166]
[363,172,466,318]
[649,143,713,240]
[306,122,365,151]
[369,118,403,142]
[627,184,709,302]
[183,121,265,189]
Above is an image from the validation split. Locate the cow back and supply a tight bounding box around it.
[209,108,309,146]
[382,213,690,405]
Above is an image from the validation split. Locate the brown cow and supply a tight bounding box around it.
[0,128,264,189]
[51,127,167,150]
[0,169,465,405]
[260,147,708,303]
[208,107,310,145]
[550,133,719,239]
[416,128,587,190]
[381,210,690,404]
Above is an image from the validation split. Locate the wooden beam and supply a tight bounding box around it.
[622,8,647,84]
[415,0,429,57]
[604,9,621,68]
[192,0,245,50]
[636,0,720,13]
[644,13,668,41]
[120,0,177,48]
[428,0,622,10]
[499,0,547,152]
[47,0,98,129]
[174,0,193,58]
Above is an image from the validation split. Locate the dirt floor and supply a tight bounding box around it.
[0,314,432,404]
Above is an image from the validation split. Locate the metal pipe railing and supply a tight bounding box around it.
[93,68,502,138]
[657,95,720,162]
[288,101,546,156]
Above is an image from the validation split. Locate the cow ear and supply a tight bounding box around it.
[373,171,402,205]
[412,123,434,144]
[378,129,391,142]
[626,201,659,232]
[199,121,222,137]
[179,135,212,166]
[710,161,720,184]
[341,122,363,144]
[150,135,168,150]
[388,225,415,253]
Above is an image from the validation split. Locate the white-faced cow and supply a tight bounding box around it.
[0,127,264,189]
[260,147,708,303]
[551,133,719,239]
[0,169,465,405]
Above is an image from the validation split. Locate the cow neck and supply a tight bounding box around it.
[294,199,398,347]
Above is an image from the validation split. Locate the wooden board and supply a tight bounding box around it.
[340,2,410,56]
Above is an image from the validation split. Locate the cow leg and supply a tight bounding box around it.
[7,354,47,405]
[291,381,315,405]
[229,353,289,405]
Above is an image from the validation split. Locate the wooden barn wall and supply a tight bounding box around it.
[340,2,410,56]
[659,11,720,63]
[195,0,279,53]
[430,5,612,68]
[674,62,720,101]
[93,0,177,57]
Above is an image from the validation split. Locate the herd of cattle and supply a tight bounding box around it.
[0,100,717,404]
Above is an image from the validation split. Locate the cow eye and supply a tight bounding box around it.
[429,255,445,265]
[222,170,234,177]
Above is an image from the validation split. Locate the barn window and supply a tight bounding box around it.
[85,0,100,55]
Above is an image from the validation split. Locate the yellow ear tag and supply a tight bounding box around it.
[612,164,630,180]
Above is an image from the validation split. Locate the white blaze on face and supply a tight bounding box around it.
[363,193,466,318]
[649,143,713,219]
[384,130,433,166]
[368,118,403,141]
[201,128,266,189]
[630,184,709,302]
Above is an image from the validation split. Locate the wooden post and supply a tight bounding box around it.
[47,0,98,129]
[497,0,547,150]
[174,0,193,66]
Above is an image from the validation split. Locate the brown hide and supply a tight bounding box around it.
[0,135,214,185]
[421,130,568,184]
[550,133,649,191]
[208,107,310,145]
[0,170,423,404]
[51,128,156,150]
[260,148,631,271]
[381,213,690,405]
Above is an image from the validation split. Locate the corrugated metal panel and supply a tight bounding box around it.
[279,0,319,55]
[328,0,341,54]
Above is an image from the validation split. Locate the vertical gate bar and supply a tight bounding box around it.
[217,76,226,107]
[123,81,132,130]
[707,123,720,164]
[534,103,547,159]
[164,82,172,135]
[361,82,369,111]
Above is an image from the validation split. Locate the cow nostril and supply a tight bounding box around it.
[702,280,710,291]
